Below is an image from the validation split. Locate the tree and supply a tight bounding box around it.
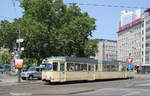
[0,20,18,51]
[0,0,97,65]
[0,52,11,64]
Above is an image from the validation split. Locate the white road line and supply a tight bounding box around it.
[10,93,32,96]
[122,91,140,96]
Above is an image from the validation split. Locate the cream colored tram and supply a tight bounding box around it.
[42,57,134,83]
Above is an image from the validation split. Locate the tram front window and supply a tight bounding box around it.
[44,64,52,71]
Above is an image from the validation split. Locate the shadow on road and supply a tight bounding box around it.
[44,78,133,86]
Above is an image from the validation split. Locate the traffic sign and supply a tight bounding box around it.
[16,39,24,43]
[104,40,108,43]
[11,56,14,59]
[126,57,133,64]
[128,64,132,70]
[15,59,23,69]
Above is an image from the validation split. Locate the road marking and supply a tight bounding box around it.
[122,91,140,96]
[10,93,32,96]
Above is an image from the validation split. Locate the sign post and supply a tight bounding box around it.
[16,29,24,83]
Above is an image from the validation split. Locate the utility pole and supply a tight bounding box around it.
[11,0,23,83]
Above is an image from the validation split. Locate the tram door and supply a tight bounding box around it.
[60,63,65,82]
[88,64,94,80]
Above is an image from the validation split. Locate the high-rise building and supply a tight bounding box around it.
[144,9,150,64]
[117,9,144,66]
[120,9,143,26]
[117,8,150,73]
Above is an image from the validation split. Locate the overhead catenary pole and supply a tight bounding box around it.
[11,0,23,83]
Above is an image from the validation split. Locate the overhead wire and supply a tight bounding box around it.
[67,3,147,9]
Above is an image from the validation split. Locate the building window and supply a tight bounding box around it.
[146,43,150,47]
[146,35,150,40]
[142,23,144,27]
[146,27,150,32]
[142,30,144,35]
[142,37,144,41]
[146,20,150,25]
[142,44,144,48]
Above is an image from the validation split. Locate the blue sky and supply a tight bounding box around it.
[0,0,150,40]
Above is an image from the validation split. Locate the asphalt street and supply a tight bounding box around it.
[0,74,150,96]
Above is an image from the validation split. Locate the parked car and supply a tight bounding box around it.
[0,66,4,73]
[21,67,43,80]
[0,64,11,73]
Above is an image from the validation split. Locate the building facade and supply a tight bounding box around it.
[144,10,150,64]
[117,18,144,66]
[94,39,117,61]
[117,9,150,68]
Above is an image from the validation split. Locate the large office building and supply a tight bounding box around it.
[117,8,150,72]
[94,39,117,61]
[117,9,144,66]
[144,8,150,64]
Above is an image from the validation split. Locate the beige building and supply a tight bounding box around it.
[94,39,117,61]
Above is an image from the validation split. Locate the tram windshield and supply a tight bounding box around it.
[44,64,52,71]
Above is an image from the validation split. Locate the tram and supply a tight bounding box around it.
[42,56,134,83]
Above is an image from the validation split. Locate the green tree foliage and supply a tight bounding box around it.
[0,0,97,65]
[0,20,18,51]
[0,52,11,64]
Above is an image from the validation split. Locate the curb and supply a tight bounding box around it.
[16,81,43,86]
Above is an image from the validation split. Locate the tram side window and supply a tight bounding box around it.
[110,64,119,72]
[82,64,87,71]
[121,65,126,72]
[75,64,81,71]
[60,64,64,71]
[103,64,119,72]
[102,64,109,72]
[67,63,75,71]
[67,63,87,71]
[53,62,58,71]
[88,65,91,71]
[95,64,98,72]
[92,65,94,71]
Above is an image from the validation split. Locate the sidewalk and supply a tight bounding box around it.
[0,73,42,86]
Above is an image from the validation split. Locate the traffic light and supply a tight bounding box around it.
[11,56,14,59]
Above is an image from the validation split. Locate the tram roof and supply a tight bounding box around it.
[44,56,98,64]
